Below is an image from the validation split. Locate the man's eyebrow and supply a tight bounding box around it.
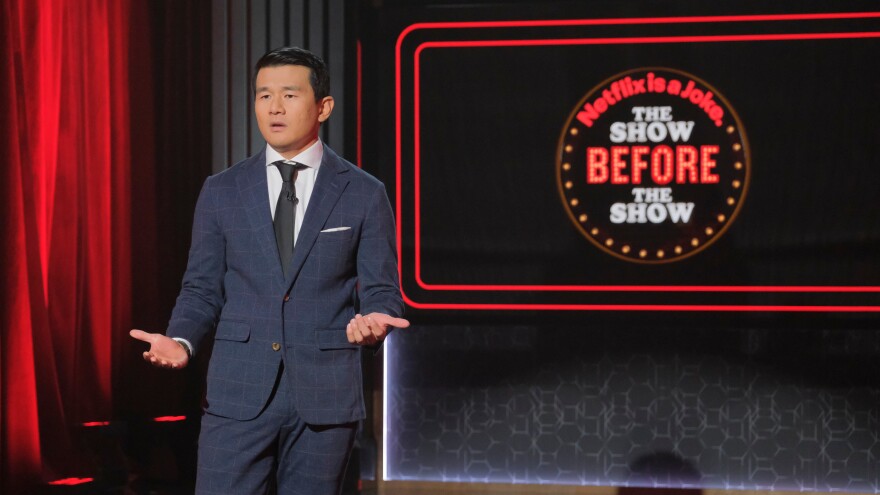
[255,85,303,92]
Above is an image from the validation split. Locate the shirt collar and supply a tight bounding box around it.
[265,139,324,170]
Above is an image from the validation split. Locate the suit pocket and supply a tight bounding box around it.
[215,320,250,342]
[316,327,359,350]
[317,228,353,242]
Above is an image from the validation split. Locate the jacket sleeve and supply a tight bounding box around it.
[166,175,226,355]
[356,183,404,318]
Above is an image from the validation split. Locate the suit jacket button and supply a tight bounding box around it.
[272,343,281,351]
[283,294,290,302]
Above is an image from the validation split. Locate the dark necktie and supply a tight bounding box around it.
[273,161,306,278]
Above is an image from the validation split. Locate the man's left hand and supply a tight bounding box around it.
[346,313,410,346]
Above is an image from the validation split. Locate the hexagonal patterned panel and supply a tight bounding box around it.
[384,324,880,491]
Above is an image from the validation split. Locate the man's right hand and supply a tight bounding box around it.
[130,329,190,369]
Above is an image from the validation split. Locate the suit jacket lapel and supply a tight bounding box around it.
[237,150,287,286]
[285,147,350,288]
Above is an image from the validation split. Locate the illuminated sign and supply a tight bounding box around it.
[557,68,749,263]
[390,14,880,311]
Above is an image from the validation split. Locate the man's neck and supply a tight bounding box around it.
[277,137,319,160]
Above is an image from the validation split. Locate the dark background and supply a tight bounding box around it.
[38,0,875,492]
[381,2,880,306]
[358,0,880,490]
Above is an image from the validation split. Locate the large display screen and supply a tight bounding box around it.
[384,10,880,311]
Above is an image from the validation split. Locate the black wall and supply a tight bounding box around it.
[361,0,880,489]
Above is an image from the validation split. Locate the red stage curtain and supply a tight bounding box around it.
[1,0,133,489]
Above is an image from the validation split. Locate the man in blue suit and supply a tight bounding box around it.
[130,46,408,494]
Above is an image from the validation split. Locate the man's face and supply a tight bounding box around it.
[254,64,333,158]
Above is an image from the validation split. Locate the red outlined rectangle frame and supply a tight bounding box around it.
[393,12,880,311]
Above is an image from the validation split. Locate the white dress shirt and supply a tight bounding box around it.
[266,140,323,246]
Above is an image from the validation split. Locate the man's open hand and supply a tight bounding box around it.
[346,313,410,346]
[130,329,190,369]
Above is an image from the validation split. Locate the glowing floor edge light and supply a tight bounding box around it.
[382,333,390,481]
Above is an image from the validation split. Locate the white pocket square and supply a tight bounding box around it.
[320,226,351,233]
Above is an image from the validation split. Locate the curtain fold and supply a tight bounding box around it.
[1,0,132,489]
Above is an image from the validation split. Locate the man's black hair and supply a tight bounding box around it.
[253,46,330,100]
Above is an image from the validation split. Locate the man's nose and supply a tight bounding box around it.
[269,98,284,113]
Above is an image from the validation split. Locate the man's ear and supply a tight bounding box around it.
[318,96,334,123]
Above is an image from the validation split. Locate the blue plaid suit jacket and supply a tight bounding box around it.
[166,145,403,425]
